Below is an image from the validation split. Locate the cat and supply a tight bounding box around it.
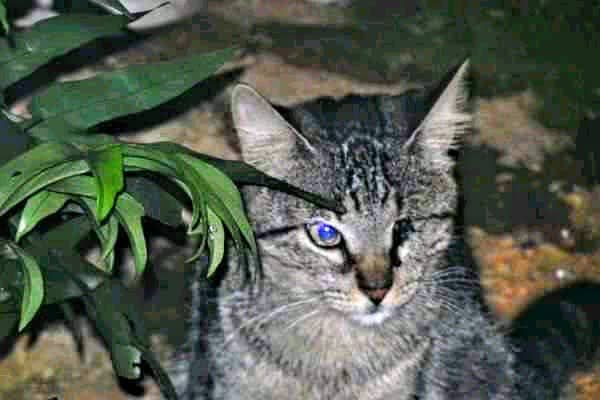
[169,60,600,400]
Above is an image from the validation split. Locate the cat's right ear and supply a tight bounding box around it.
[231,84,314,177]
[403,60,471,170]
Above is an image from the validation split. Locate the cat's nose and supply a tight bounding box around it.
[356,269,393,305]
[363,287,390,305]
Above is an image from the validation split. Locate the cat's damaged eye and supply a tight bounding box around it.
[306,222,342,248]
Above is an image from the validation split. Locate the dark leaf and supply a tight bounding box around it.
[76,279,149,380]
[125,175,183,227]
[19,215,109,305]
[0,112,33,165]
[28,47,237,137]
[0,14,130,89]
[0,257,19,341]
[0,304,17,342]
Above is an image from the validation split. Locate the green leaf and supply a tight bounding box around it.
[111,344,142,379]
[77,197,118,272]
[173,159,210,262]
[206,207,225,277]
[174,156,208,235]
[0,142,84,216]
[87,144,124,221]
[27,130,117,146]
[47,174,96,197]
[16,190,70,242]
[5,242,44,331]
[126,145,244,254]
[122,144,181,178]
[98,214,119,263]
[182,154,255,252]
[0,14,130,89]
[48,175,146,274]
[0,1,9,35]
[114,192,146,276]
[203,184,243,251]
[1,159,89,217]
[28,47,237,137]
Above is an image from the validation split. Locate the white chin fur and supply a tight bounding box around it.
[351,309,391,326]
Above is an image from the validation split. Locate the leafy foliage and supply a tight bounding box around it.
[0,1,343,399]
[0,0,8,35]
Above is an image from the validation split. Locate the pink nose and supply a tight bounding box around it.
[363,287,390,304]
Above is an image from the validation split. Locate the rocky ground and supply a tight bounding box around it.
[1,1,599,399]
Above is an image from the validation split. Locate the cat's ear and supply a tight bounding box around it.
[231,84,314,177]
[404,60,471,169]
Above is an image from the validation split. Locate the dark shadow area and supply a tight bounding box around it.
[509,281,600,397]
[460,141,580,249]
[574,115,600,187]
[459,109,600,253]
[0,302,82,361]
[117,375,146,397]
[4,0,37,20]
[249,0,598,131]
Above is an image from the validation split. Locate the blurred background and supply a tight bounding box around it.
[1,1,599,399]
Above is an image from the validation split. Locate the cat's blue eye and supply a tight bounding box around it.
[306,222,342,248]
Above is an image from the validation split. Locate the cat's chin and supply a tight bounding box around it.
[350,308,392,326]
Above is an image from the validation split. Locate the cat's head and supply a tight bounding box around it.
[230,61,470,327]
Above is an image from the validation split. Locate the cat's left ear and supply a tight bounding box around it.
[404,60,471,169]
[231,84,316,179]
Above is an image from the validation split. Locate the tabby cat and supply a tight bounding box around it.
[170,61,599,400]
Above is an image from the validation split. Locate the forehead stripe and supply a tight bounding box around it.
[337,136,391,211]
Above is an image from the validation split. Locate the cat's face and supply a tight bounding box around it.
[230,62,470,328]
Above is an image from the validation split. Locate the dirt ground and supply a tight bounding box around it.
[1,1,599,399]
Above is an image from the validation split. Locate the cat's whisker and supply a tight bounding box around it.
[222,298,321,346]
[283,309,322,332]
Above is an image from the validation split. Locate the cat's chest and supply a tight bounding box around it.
[213,336,429,400]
